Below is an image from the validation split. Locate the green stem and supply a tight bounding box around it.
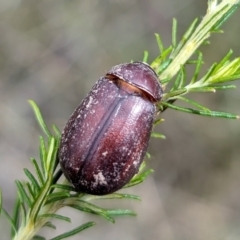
[160,0,240,80]
[13,201,63,240]
[13,179,70,240]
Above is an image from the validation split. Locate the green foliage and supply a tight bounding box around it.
[1,0,240,239]
[149,0,240,120]
[0,101,148,240]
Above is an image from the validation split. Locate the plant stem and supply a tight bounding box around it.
[13,201,63,240]
[160,0,240,80]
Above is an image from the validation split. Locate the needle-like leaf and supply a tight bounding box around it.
[49,222,96,240]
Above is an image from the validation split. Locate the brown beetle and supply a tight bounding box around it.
[59,62,162,195]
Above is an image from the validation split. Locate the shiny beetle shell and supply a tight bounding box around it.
[59,62,162,195]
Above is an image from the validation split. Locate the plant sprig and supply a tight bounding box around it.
[0,100,150,240]
[147,0,240,120]
[1,0,240,239]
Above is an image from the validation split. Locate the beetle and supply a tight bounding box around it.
[59,62,162,195]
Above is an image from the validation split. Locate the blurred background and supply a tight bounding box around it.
[0,0,240,239]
